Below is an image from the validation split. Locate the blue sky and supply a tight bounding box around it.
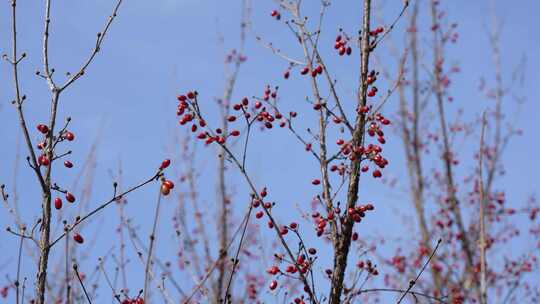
[0,0,539,302]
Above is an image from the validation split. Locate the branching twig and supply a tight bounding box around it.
[397,238,442,304]
[49,171,162,248]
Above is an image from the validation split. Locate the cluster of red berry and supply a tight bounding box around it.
[36,123,78,211]
[334,34,352,56]
[347,203,375,223]
[356,259,379,276]
[121,298,144,304]
[300,65,324,78]
[266,250,316,293]
[177,88,299,141]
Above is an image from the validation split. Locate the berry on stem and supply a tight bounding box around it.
[66,192,76,203]
[64,131,75,141]
[160,159,171,170]
[37,124,49,134]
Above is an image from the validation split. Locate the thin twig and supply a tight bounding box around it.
[73,264,92,304]
[98,258,122,303]
[182,204,255,303]
[143,189,163,302]
[15,226,25,304]
[49,171,161,248]
[397,238,442,303]
[360,288,446,303]
[478,112,488,304]
[60,0,124,91]
[222,201,254,303]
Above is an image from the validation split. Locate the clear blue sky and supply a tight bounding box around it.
[0,0,539,302]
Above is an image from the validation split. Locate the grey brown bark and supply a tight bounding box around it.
[328,1,372,303]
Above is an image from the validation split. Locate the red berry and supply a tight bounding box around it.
[38,155,50,166]
[66,192,76,203]
[64,160,73,168]
[73,233,84,244]
[54,198,62,210]
[359,106,369,114]
[372,170,382,178]
[160,159,171,170]
[161,184,171,196]
[64,131,75,141]
[37,124,49,134]
[187,91,195,99]
[284,71,290,79]
[230,130,240,137]
[267,266,279,275]
[255,211,264,219]
[300,67,309,75]
[163,180,174,189]
[269,280,278,290]
[312,179,321,185]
